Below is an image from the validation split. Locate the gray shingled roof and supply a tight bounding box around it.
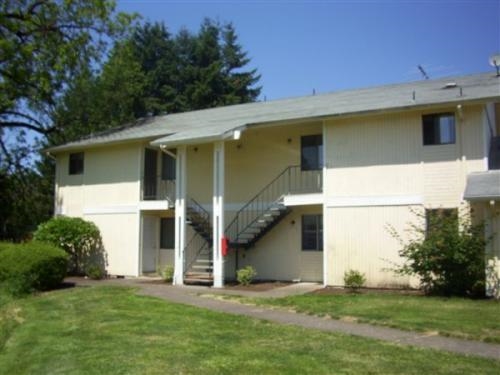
[47,72,500,153]
[464,171,500,200]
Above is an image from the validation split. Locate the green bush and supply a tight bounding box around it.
[236,265,257,286]
[390,208,487,297]
[344,270,366,292]
[34,216,106,275]
[0,242,68,295]
[85,264,106,280]
[160,265,174,283]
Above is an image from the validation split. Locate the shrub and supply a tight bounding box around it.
[236,266,257,286]
[85,264,106,280]
[160,265,174,283]
[390,207,487,297]
[34,216,106,275]
[0,242,68,295]
[344,269,366,292]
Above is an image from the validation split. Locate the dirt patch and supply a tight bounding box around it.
[310,286,424,296]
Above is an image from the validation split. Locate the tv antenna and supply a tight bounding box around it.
[417,65,429,80]
[489,54,500,76]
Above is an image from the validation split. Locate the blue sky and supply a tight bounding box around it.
[117,0,500,101]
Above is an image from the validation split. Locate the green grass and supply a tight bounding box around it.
[225,292,500,343]
[0,286,499,374]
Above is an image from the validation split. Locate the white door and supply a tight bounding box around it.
[142,215,158,273]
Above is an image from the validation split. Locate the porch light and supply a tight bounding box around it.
[233,130,241,140]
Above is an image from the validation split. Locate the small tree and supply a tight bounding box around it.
[391,207,487,297]
[344,270,366,292]
[34,216,106,276]
[236,266,257,286]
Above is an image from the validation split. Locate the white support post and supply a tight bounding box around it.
[174,145,187,285]
[213,141,225,288]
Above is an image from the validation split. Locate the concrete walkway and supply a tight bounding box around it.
[68,277,500,361]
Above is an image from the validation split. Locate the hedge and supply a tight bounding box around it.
[33,216,105,275]
[0,242,68,295]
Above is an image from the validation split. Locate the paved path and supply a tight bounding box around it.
[68,277,500,361]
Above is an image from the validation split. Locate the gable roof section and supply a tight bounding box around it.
[47,72,500,153]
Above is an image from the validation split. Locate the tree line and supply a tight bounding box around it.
[0,0,261,241]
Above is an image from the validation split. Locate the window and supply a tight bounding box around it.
[161,153,176,180]
[69,152,84,175]
[301,134,323,170]
[160,218,175,249]
[422,113,456,145]
[425,208,458,237]
[302,214,323,251]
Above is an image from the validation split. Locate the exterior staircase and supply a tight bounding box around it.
[184,198,213,284]
[226,165,321,249]
[229,200,291,249]
[183,166,322,283]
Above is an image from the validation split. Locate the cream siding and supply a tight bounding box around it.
[325,205,421,287]
[236,205,323,282]
[56,143,143,276]
[323,105,487,287]
[84,212,139,276]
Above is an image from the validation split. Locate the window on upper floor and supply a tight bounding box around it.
[301,134,323,170]
[302,214,323,251]
[422,113,456,145]
[68,152,84,175]
[161,152,176,180]
[160,217,175,249]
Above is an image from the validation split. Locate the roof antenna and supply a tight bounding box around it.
[489,54,500,76]
[418,65,429,80]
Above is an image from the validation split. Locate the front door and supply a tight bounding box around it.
[142,215,158,273]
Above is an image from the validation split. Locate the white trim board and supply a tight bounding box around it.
[83,205,138,215]
[283,193,323,206]
[138,200,171,211]
[326,195,423,208]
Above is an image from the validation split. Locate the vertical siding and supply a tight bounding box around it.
[84,212,139,276]
[237,205,323,282]
[325,205,421,287]
[57,143,141,214]
[323,105,487,287]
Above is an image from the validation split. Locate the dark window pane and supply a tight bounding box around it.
[160,218,175,249]
[302,214,323,251]
[144,149,158,200]
[161,153,176,180]
[423,113,455,145]
[301,135,323,170]
[69,152,84,175]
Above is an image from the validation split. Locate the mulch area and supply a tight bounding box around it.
[222,281,292,292]
[310,286,424,296]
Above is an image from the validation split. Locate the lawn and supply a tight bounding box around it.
[224,291,500,343]
[0,286,499,374]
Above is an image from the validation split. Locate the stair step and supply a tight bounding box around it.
[192,265,213,271]
[184,272,213,279]
[234,239,249,244]
[194,258,212,263]
[184,280,213,284]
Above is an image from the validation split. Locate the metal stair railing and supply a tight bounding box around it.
[184,231,212,275]
[187,197,212,243]
[225,165,322,243]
